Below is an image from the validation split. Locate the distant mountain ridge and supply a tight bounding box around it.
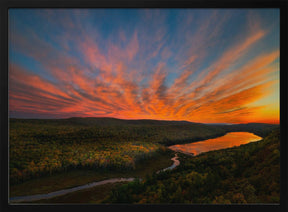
[212,122,279,137]
[10,117,198,127]
[66,117,197,126]
[10,117,279,128]
[10,117,279,138]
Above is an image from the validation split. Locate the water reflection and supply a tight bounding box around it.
[168,132,262,156]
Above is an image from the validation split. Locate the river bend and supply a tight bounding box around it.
[10,154,180,203]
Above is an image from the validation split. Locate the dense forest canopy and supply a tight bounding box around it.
[106,129,280,204]
[9,118,278,185]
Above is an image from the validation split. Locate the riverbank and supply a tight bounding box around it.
[9,150,174,199]
[168,132,262,156]
[10,153,180,203]
[10,178,135,203]
[104,129,280,204]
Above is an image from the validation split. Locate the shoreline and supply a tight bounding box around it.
[10,153,180,203]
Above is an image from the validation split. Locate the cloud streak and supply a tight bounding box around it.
[9,9,279,123]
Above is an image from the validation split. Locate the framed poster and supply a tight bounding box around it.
[1,0,287,212]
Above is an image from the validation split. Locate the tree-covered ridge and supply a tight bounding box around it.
[9,118,225,184]
[9,118,226,145]
[217,123,279,137]
[106,129,280,204]
[9,118,278,190]
[10,139,161,184]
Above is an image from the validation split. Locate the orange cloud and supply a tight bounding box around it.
[9,11,279,124]
[180,81,277,123]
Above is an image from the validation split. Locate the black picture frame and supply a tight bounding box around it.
[1,0,287,212]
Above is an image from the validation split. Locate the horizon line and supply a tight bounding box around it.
[8,116,280,125]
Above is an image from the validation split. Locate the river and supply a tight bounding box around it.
[168,132,262,156]
[10,154,180,203]
[9,178,135,203]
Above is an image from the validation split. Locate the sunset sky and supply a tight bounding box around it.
[8,9,279,124]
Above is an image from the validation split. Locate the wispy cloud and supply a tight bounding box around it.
[9,9,279,123]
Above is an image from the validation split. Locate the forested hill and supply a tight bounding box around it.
[9,117,226,146]
[10,118,278,145]
[10,117,278,139]
[66,117,195,126]
[212,123,279,137]
[10,117,278,127]
[9,117,279,189]
[9,117,225,184]
[106,129,280,204]
[10,117,195,126]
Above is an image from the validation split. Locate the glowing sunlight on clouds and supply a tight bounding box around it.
[9,9,279,124]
